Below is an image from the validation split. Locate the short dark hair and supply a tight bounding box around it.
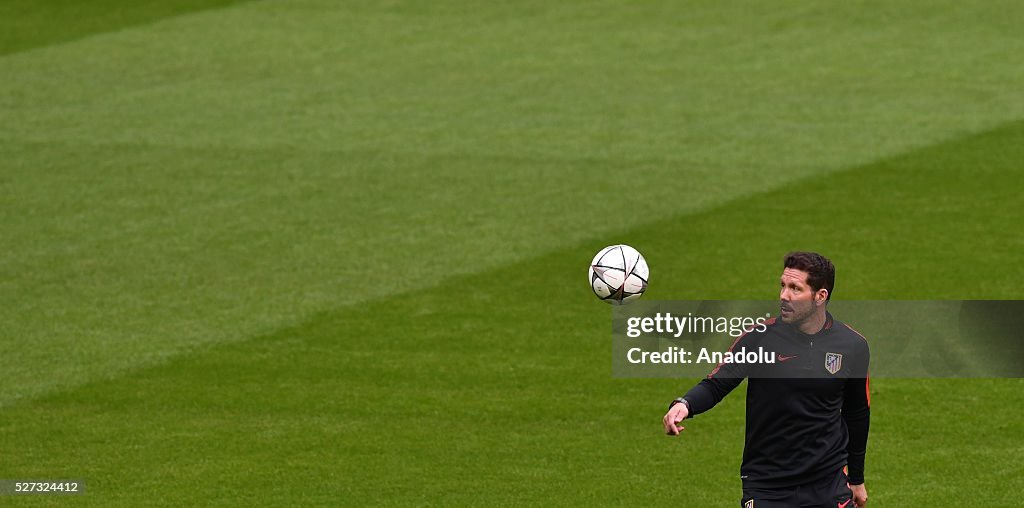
[783,252,835,301]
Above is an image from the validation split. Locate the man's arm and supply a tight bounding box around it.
[843,374,870,508]
[842,326,870,508]
[663,333,753,435]
[683,374,745,416]
[663,375,744,435]
[842,375,870,484]
[843,332,871,487]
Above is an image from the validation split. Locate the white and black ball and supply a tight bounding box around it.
[588,244,648,305]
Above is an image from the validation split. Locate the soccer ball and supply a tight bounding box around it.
[589,244,649,305]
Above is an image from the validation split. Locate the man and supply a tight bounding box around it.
[662,252,870,508]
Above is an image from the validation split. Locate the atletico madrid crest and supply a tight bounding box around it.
[744,499,754,508]
[825,352,843,375]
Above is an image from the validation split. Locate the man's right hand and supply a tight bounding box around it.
[663,402,689,436]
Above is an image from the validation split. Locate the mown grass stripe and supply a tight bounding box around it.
[0,0,254,57]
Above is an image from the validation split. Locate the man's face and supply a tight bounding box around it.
[779,267,818,324]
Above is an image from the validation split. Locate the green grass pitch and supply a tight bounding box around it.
[1,1,1022,506]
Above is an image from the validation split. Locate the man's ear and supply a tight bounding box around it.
[815,289,829,306]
